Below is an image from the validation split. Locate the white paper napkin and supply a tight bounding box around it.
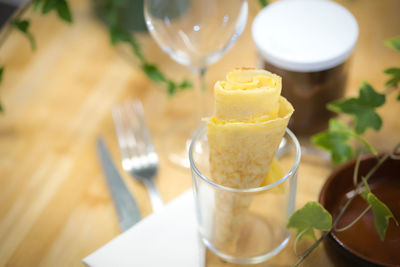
[83,190,205,267]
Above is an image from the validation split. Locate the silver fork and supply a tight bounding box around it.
[112,99,164,212]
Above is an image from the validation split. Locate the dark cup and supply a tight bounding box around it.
[263,61,349,135]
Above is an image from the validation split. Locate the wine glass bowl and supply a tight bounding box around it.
[144,0,248,70]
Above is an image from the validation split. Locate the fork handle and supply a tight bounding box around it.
[142,178,164,212]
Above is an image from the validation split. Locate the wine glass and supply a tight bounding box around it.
[144,0,248,168]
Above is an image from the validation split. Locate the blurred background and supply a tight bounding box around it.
[0,0,399,266]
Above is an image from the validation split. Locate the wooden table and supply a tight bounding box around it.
[0,0,399,266]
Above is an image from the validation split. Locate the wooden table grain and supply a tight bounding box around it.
[0,0,399,266]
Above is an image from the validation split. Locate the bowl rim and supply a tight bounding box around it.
[319,153,398,267]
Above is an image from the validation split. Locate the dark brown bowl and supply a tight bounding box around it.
[319,154,400,267]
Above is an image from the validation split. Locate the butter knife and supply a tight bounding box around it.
[97,137,141,231]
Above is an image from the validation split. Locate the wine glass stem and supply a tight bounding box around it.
[195,67,207,120]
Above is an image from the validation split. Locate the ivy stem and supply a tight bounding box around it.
[293,228,308,257]
[390,143,400,159]
[353,154,362,186]
[351,132,378,156]
[293,231,330,267]
[335,205,371,232]
[0,1,32,49]
[363,154,389,182]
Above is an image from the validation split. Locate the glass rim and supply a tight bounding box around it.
[188,126,301,193]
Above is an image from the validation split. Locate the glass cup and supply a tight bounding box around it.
[189,127,301,264]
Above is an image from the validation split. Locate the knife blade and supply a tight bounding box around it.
[97,137,141,231]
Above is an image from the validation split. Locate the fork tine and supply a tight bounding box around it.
[112,108,128,156]
[124,101,147,159]
[132,100,156,154]
[121,104,137,155]
[113,105,137,169]
[134,101,158,168]
[131,100,158,167]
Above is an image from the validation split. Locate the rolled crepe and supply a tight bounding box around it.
[206,68,294,253]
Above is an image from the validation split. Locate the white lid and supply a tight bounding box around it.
[252,0,358,72]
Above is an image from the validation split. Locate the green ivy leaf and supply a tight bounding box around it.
[328,81,385,134]
[384,67,400,88]
[385,35,400,51]
[168,79,193,96]
[106,0,128,8]
[109,26,144,62]
[42,0,57,14]
[258,0,269,7]
[142,63,166,83]
[12,19,36,50]
[104,8,118,28]
[56,0,73,23]
[127,35,145,63]
[167,81,176,96]
[13,19,29,32]
[178,79,193,90]
[287,202,332,242]
[110,26,131,44]
[367,193,398,240]
[311,119,355,165]
[36,0,73,23]
[361,177,398,240]
[33,0,42,11]
[140,64,192,95]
